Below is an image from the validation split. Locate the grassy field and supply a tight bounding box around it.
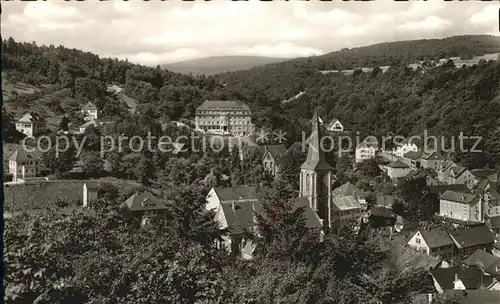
[3,178,143,212]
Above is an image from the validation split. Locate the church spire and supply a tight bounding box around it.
[301,108,333,171]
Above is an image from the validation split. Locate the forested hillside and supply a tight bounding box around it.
[3,35,500,170]
[162,55,293,75]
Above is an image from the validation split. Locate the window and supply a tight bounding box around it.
[305,173,310,192]
[416,238,421,244]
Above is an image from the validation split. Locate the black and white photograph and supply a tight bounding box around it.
[1,0,500,303]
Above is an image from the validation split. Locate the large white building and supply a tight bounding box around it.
[195,100,254,136]
[439,190,482,223]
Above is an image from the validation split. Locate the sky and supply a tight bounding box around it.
[2,0,499,66]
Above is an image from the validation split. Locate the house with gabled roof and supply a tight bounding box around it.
[81,101,98,121]
[8,148,48,182]
[461,249,500,277]
[430,265,496,293]
[262,144,287,177]
[407,229,456,259]
[430,184,471,196]
[382,159,411,182]
[405,169,440,186]
[206,186,322,259]
[15,112,46,137]
[419,150,445,171]
[332,181,367,209]
[439,191,483,223]
[438,159,458,184]
[450,225,495,257]
[355,139,378,163]
[393,138,419,158]
[325,118,344,132]
[123,191,168,228]
[402,150,422,169]
[449,165,475,186]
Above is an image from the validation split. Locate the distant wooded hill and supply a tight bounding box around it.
[161,56,293,75]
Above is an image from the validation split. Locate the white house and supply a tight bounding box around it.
[81,101,98,121]
[15,112,45,137]
[205,187,260,257]
[393,139,418,158]
[206,186,322,259]
[325,119,344,132]
[8,148,48,182]
[83,182,99,207]
[355,141,377,163]
[407,229,456,259]
[382,160,411,181]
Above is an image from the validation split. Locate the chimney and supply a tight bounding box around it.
[454,273,458,282]
[232,202,236,212]
[461,194,466,201]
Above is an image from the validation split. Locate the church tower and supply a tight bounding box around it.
[300,109,333,226]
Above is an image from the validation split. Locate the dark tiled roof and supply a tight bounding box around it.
[213,187,258,202]
[221,200,260,234]
[82,101,97,110]
[462,249,498,269]
[331,196,361,211]
[450,165,467,177]
[386,160,409,168]
[489,216,500,229]
[293,197,322,229]
[420,150,445,160]
[124,191,167,212]
[419,229,455,248]
[430,265,493,291]
[265,145,287,159]
[470,169,498,179]
[376,195,395,207]
[8,148,43,162]
[439,160,456,171]
[369,206,395,219]
[450,225,495,249]
[430,184,470,195]
[476,179,490,191]
[332,181,365,197]
[403,151,421,160]
[17,112,44,123]
[196,100,250,111]
[440,191,479,205]
[301,109,334,171]
[405,170,421,179]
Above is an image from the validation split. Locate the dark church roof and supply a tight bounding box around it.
[301,109,333,171]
